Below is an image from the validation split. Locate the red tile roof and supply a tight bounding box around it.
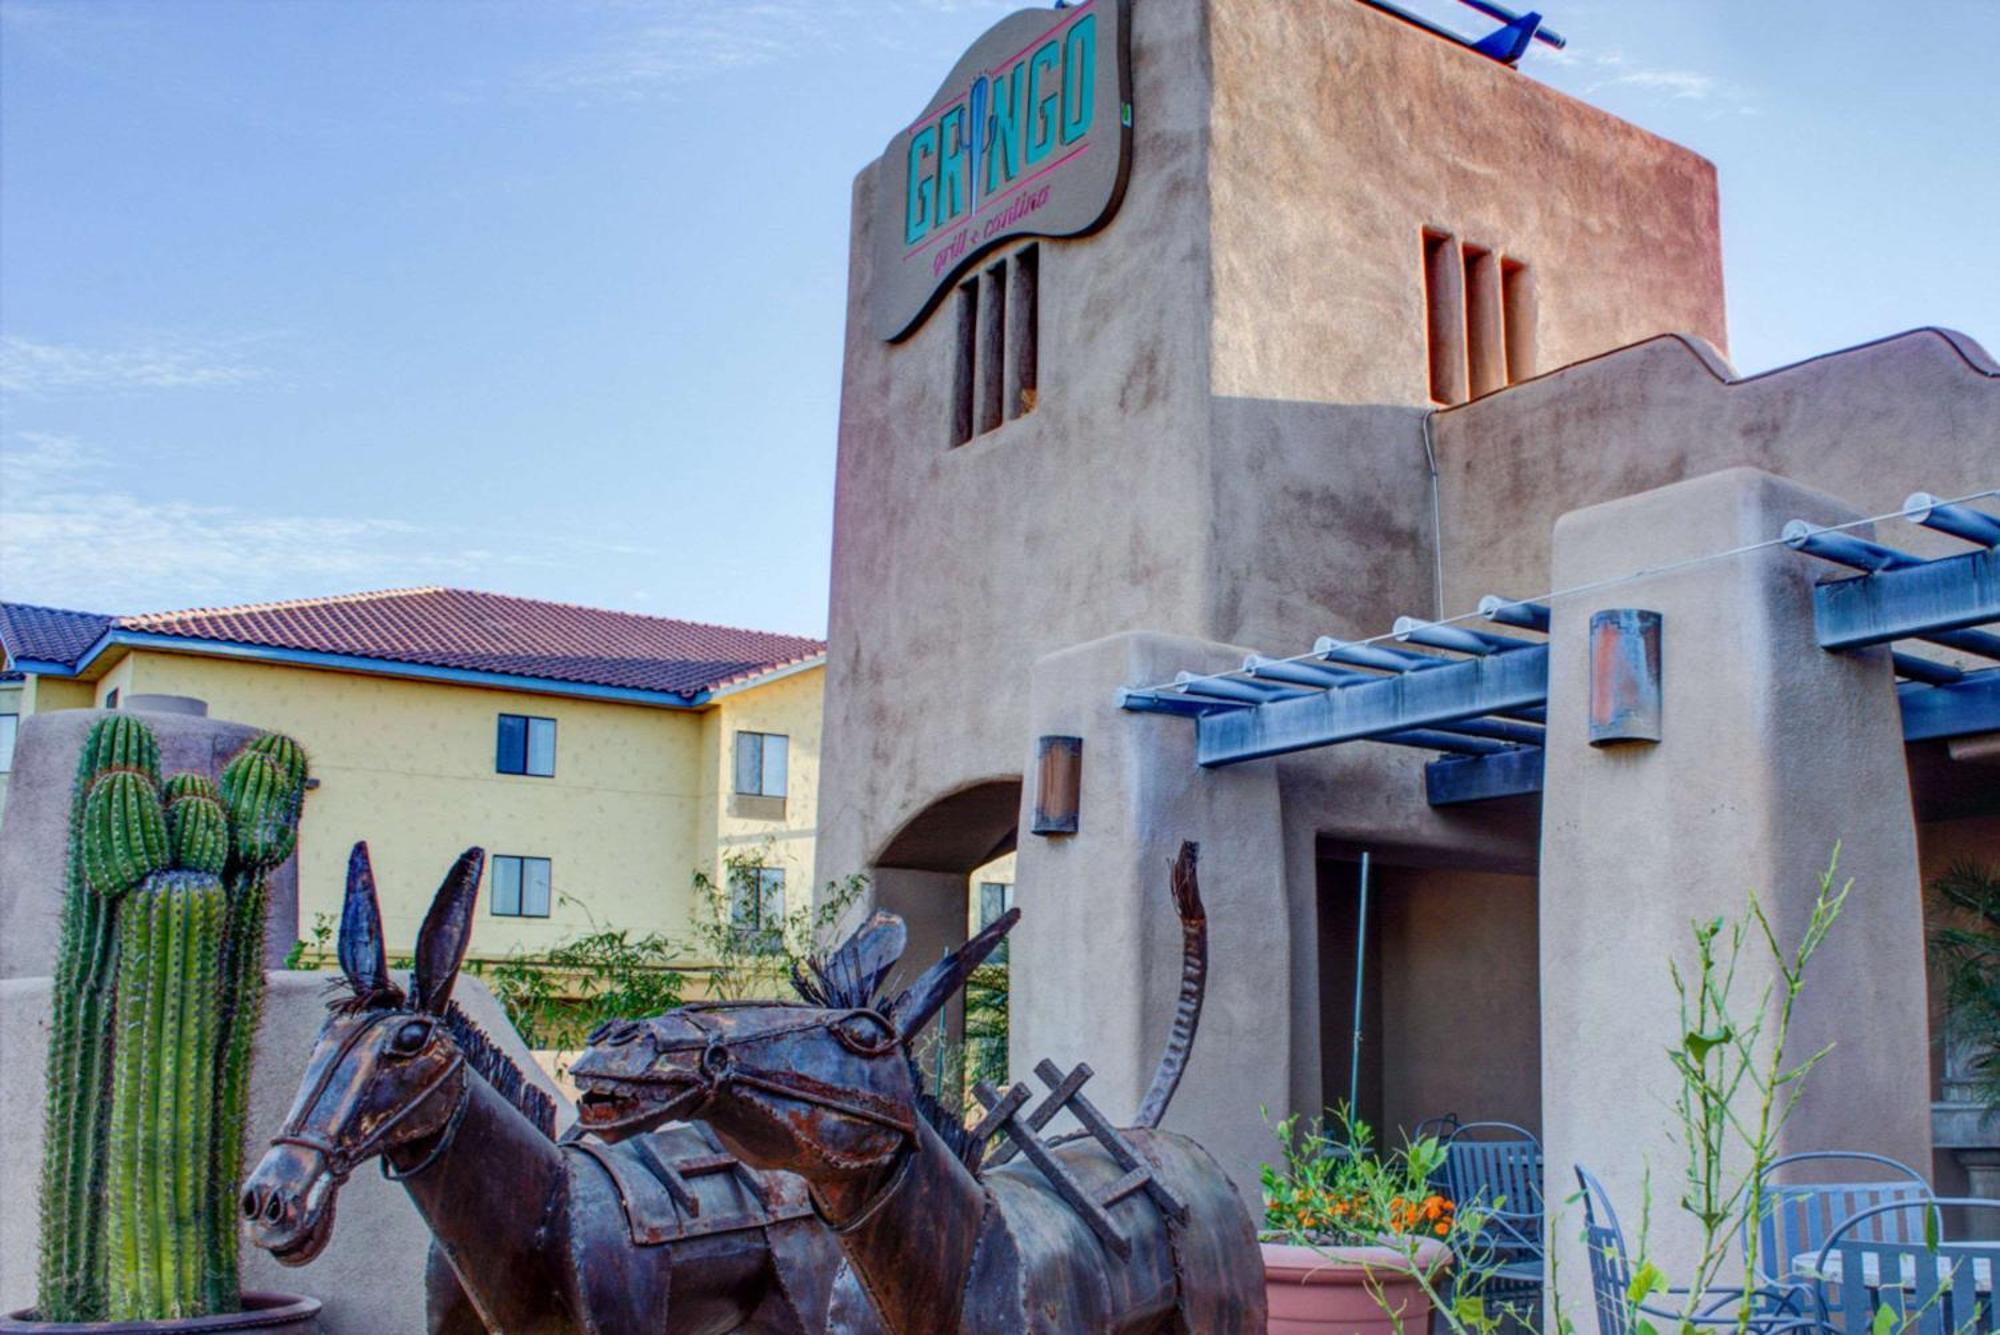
[0,602,117,679]
[6,589,822,700]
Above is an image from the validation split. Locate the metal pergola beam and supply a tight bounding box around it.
[1192,644,1550,767]
[1900,670,2000,743]
[1424,747,1545,806]
[1814,545,2000,651]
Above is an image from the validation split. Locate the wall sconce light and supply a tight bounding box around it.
[1588,608,1663,746]
[1032,735,1083,835]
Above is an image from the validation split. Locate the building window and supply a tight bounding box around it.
[730,866,786,953]
[496,714,556,777]
[104,688,120,710]
[733,731,789,797]
[978,880,1013,964]
[491,855,552,918]
[950,244,1039,446]
[1422,228,1533,405]
[0,713,17,773]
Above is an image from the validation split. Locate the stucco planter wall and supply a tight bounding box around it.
[1262,1239,1450,1334]
[1,1292,320,1334]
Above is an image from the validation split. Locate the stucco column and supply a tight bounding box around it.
[1014,631,1295,1200]
[1540,468,1933,1300]
[875,867,971,1047]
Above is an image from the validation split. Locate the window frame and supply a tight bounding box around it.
[496,713,558,778]
[490,854,553,919]
[0,712,17,774]
[977,881,1014,963]
[733,731,789,798]
[729,865,786,954]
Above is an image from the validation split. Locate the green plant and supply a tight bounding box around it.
[686,855,867,1000]
[912,958,1009,1114]
[1261,1107,1527,1334]
[282,909,336,970]
[1928,861,2000,1109]
[1610,849,1853,1335]
[1261,1107,1465,1247]
[35,716,306,1323]
[474,923,687,1052]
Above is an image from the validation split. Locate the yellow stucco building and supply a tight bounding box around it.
[0,590,831,968]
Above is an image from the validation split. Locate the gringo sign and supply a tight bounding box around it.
[871,0,1131,342]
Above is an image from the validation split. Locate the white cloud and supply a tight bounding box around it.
[522,0,1013,100]
[0,334,275,396]
[1608,68,1717,101]
[0,432,516,612]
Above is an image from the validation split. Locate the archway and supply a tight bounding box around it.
[870,778,1023,1106]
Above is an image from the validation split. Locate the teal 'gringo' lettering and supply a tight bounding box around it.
[937,105,969,226]
[1061,14,1096,145]
[905,124,939,245]
[1025,40,1061,168]
[902,7,1099,246]
[985,63,1024,197]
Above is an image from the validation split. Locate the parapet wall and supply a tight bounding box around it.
[1429,327,2000,617]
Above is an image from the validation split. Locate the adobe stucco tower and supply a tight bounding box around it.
[821,0,1997,1266]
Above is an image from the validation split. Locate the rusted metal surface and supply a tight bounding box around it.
[1588,607,1664,745]
[242,842,862,1335]
[573,840,1267,1333]
[1030,735,1083,836]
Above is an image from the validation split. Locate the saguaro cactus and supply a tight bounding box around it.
[38,717,167,1322]
[34,715,307,1324]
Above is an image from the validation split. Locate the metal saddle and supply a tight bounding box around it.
[563,1121,815,1246]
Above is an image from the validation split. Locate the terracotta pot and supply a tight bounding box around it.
[1262,1239,1451,1334]
[1,1294,321,1335]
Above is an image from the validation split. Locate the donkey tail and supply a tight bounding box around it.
[1134,841,1206,1129]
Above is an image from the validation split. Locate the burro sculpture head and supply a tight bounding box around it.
[572,906,1017,1185]
[241,842,492,1264]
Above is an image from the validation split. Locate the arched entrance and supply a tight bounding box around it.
[870,778,1022,1105]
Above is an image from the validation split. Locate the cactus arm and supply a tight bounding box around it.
[204,737,307,1308]
[37,715,164,1323]
[187,887,223,1315]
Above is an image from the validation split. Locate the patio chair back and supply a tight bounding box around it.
[1751,1150,1936,1289]
[1577,1165,1635,1335]
[1411,1114,1461,1194]
[1814,1197,1996,1335]
[1446,1121,1545,1259]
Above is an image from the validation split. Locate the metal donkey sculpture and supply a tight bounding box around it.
[572,842,1267,1334]
[242,843,868,1335]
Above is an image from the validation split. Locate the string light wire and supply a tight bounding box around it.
[1131,486,2000,697]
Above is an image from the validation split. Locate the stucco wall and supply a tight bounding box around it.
[1429,329,2000,619]
[1374,866,1540,1137]
[821,0,1733,893]
[819,0,1220,885]
[698,665,826,917]
[101,650,709,961]
[1205,0,1725,407]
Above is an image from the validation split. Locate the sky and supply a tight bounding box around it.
[2,0,1994,636]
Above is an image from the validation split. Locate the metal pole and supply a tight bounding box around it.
[1348,851,1371,1115]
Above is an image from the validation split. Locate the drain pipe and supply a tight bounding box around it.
[1421,410,1445,620]
[1348,851,1372,1115]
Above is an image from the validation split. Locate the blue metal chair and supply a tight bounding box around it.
[1413,1113,1464,1144]
[1749,1150,1936,1295]
[1577,1166,1816,1335]
[1441,1123,1545,1321]
[1810,1197,2000,1334]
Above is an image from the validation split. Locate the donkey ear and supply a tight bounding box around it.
[412,847,484,1014]
[338,841,391,997]
[829,910,907,1005]
[885,906,1019,1040]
